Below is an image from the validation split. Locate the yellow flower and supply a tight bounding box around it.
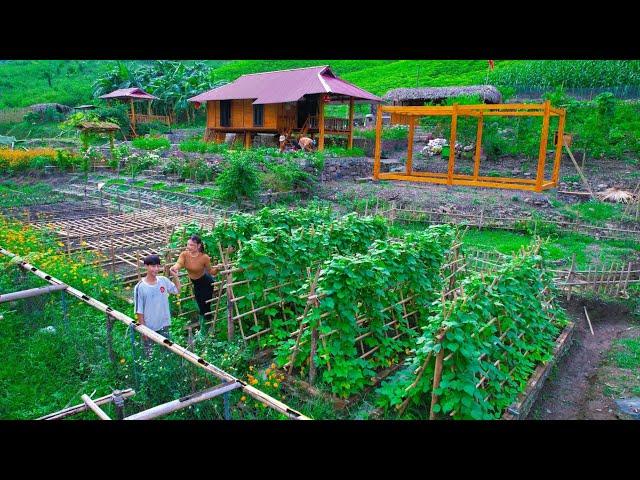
[270,363,276,369]
[240,396,246,402]
[57,242,65,247]
[272,383,278,388]
[120,358,126,364]
[265,382,271,387]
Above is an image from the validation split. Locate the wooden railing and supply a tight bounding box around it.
[130,114,171,126]
[309,116,350,132]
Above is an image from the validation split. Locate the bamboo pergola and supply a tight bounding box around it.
[373,101,567,192]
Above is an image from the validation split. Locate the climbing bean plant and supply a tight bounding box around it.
[274,226,456,398]
[376,249,568,419]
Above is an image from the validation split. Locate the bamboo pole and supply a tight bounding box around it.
[0,284,67,303]
[124,382,241,420]
[564,144,594,198]
[39,389,135,420]
[429,347,445,420]
[81,394,112,420]
[584,306,595,336]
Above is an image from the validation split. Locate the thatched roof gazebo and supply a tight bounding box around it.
[385,85,502,105]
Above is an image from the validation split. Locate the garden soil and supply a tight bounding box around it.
[530,298,640,420]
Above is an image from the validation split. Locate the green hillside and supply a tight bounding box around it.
[2,59,639,109]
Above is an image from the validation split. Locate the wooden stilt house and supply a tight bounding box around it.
[188,66,382,151]
[99,88,171,137]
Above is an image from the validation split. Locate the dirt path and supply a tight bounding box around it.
[530,299,639,419]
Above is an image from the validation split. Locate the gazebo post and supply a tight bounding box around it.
[447,104,459,185]
[473,111,484,181]
[148,100,151,115]
[129,99,137,137]
[318,94,325,151]
[535,100,551,192]
[373,106,383,180]
[406,116,415,175]
[347,97,355,150]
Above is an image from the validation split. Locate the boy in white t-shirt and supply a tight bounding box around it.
[133,254,181,356]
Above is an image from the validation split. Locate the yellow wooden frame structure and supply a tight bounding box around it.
[373,101,567,192]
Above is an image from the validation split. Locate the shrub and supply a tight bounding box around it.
[262,159,313,192]
[215,152,262,202]
[132,135,170,150]
[179,138,228,154]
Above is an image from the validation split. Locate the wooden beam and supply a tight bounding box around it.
[124,382,241,420]
[318,95,325,151]
[81,394,112,420]
[535,100,551,192]
[0,284,67,303]
[373,106,383,180]
[406,116,415,175]
[347,97,355,150]
[447,104,458,185]
[473,112,483,181]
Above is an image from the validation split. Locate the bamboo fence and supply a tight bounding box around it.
[380,204,640,242]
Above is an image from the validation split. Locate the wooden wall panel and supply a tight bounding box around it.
[232,100,244,127]
[206,101,219,127]
[264,104,277,128]
[244,99,253,128]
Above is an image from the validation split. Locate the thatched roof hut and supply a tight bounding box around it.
[384,85,502,105]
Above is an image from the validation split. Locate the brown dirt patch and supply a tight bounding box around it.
[530,298,639,419]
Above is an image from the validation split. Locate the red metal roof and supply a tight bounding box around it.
[188,66,381,105]
[99,88,158,101]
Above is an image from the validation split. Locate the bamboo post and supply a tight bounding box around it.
[112,390,126,420]
[406,116,415,175]
[136,251,141,282]
[551,111,566,185]
[429,347,445,420]
[309,326,319,385]
[347,97,355,150]
[447,104,458,185]
[373,106,383,180]
[81,394,112,420]
[473,112,483,181]
[535,100,551,192]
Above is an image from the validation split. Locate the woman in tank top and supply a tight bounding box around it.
[170,235,223,340]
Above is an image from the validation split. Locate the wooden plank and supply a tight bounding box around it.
[447,104,458,185]
[503,322,575,420]
[373,106,383,179]
[473,112,483,180]
[406,116,415,175]
[535,100,551,192]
